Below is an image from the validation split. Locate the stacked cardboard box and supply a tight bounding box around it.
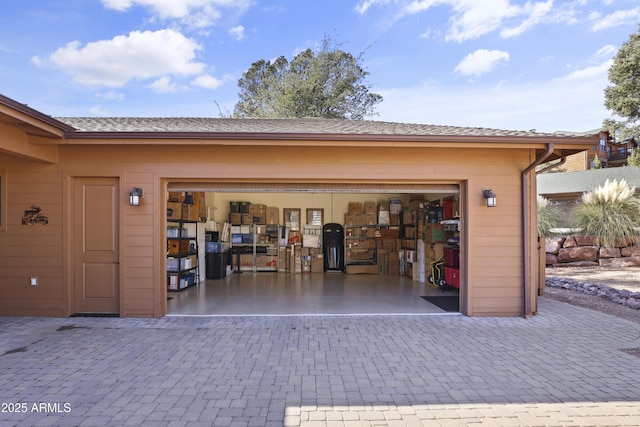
[167,191,204,221]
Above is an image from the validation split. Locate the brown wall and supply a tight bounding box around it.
[0,140,533,317]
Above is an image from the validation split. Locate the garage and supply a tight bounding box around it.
[163,183,462,316]
[0,93,597,318]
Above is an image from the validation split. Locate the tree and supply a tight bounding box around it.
[233,37,382,120]
[603,25,640,140]
[627,146,640,167]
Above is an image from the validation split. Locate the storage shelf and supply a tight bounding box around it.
[167,218,200,292]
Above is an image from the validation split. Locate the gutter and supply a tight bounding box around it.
[521,143,554,318]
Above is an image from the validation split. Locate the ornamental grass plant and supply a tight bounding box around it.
[537,195,560,237]
[573,179,640,248]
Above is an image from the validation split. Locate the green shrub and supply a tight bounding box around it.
[537,195,560,237]
[572,179,640,247]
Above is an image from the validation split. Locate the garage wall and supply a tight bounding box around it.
[206,192,408,225]
[0,140,530,317]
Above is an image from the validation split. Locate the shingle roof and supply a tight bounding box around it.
[56,116,593,138]
[537,167,640,196]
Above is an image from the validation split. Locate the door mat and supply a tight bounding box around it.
[421,296,459,312]
[70,313,119,318]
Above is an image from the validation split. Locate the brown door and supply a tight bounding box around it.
[74,177,119,314]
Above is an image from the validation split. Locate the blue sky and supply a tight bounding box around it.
[1,0,639,132]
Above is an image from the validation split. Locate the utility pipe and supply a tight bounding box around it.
[521,143,554,318]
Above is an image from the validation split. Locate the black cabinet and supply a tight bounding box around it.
[206,250,230,279]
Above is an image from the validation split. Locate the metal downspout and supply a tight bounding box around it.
[521,143,554,318]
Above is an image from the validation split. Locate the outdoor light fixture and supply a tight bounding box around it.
[483,189,497,207]
[129,187,143,206]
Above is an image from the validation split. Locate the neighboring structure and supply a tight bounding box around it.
[0,93,596,318]
[561,130,639,171]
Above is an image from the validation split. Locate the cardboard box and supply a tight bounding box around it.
[346,264,379,274]
[377,228,399,239]
[389,213,400,226]
[279,247,288,272]
[182,203,197,221]
[425,242,445,260]
[364,201,376,214]
[167,239,191,255]
[241,213,255,224]
[387,261,400,275]
[424,223,445,243]
[266,207,279,225]
[168,192,183,202]
[378,210,390,225]
[249,204,266,215]
[311,254,324,272]
[167,202,183,220]
[348,202,363,214]
[229,212,242,225]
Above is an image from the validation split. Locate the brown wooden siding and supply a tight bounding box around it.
[0,139,533,317]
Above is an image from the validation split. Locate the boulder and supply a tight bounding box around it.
[557,246,598,263]
[574,235,596,246]
[599,247,621,259]
[563,236,577,248]
[545,237,565,254]
[546,254,558,265]
[621,246,640,257]
[599,257,640,267]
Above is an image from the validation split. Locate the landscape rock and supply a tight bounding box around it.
[546,276,640,310]
[563,236,577,248]
[546,254,557,265]
[599,247,620,259]
[621,246,640,257]
[545,237,564,254]
[557,246,598,263]
[574,235,596,246]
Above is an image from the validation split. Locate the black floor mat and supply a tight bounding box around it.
[421,296,459,312]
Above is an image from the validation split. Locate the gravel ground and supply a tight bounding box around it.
[543,267,640,324]
[542,268,640,357]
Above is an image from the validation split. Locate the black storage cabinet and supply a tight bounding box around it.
[323,223,344,272]
[206,250,229,279]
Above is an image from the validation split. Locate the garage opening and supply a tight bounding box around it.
[165,182,462,316]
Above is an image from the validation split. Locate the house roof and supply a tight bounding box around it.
[537,167,640,196]
[57,116,592,140]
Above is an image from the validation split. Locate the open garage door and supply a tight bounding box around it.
[165,181,463,316]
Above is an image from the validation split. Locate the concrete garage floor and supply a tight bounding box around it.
[167,272,459,316]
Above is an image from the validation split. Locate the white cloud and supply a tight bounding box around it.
[191,74,225,89]
[101,0,253,29]
[455,49,510,77]
[355,0,392,14]
[500,0,553,38]
[591,7,640,31]
[377,59,610,132]
[149,76,182,93]
[356,0,555,42]
[32,29,204,88]
[229,25,245,41]
[96,91,125,101]
[595,44,618,59]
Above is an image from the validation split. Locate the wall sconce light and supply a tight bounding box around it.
[483,189,497,207]
[129,187,143,206]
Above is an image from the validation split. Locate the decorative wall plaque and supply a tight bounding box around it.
[22,205,48,225]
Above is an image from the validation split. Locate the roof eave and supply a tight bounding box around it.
[61,130,598,149]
